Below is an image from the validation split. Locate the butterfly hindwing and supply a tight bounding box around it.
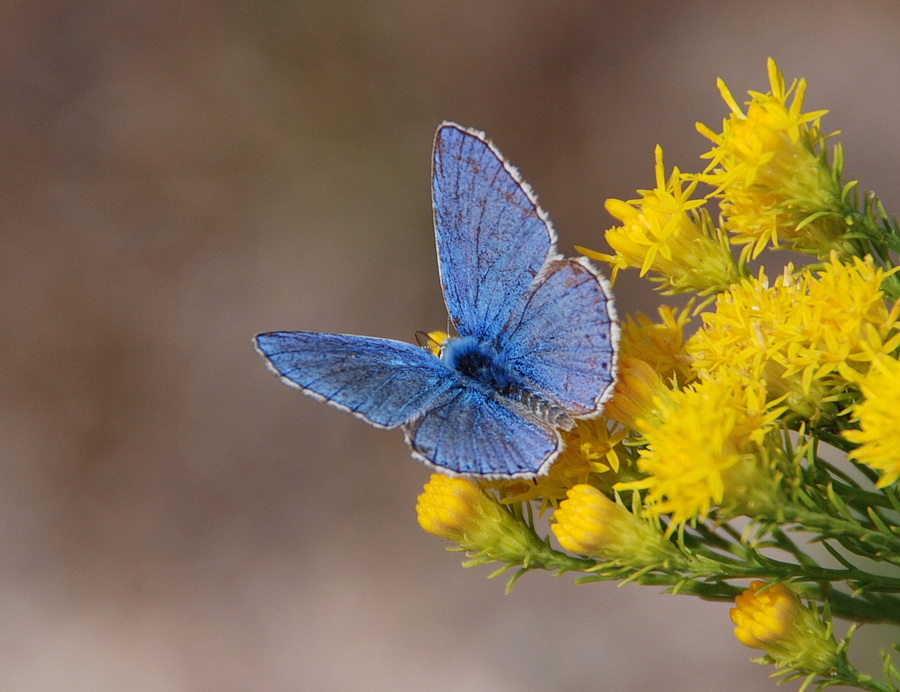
[255,332,458,428]
[403,387,561,477]
[499,257,619,417]
[432,123,557,343]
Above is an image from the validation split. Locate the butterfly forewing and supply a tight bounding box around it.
[255,332,459,428]
[432,123,556,344]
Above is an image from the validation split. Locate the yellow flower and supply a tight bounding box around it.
[602,357,670,430]
[584,147,741,293]
[618,303,695,388]
[731,581,839,674]
[416,474,550,563]
[844,354,900,487]
[551,484,682,567]
[696,58,848,260]
[490,418,630,512]
[617,372,784,529]
[688,255,900,420]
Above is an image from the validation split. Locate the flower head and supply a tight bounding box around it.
[618,303,695,389]
[586,147,741,294]
[731,581,839,675]
[844,353,900,487]
[696,58,848,260]
[551,484,682,567]
[416,474,489,542]
[617,372,784,529]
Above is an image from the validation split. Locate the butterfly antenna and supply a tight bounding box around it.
[416,330,449,357]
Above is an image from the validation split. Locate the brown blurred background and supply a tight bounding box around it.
[3,2,900,690]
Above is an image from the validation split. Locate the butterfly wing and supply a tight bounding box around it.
[500,257,618,417]
[255,332,459,428]
[403,387,561,477]
[432,123,558,343]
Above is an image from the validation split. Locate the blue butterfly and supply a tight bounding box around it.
[255,123,618,478]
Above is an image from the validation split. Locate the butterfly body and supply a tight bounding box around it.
[255,123,618,478]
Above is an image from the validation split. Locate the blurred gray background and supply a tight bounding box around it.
[3,2,900,690]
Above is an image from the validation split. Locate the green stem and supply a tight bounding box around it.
[679,526,892,588]
[806,425,857,455]
[594,572,900,625]
[833,656,898,692]
[748,550,897,592]
[828,480,897,511]
[527,543,596,573]
[693,552,900,596]
[809,587,900,627]
[781,504,900,559]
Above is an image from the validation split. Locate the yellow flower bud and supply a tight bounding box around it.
[602,357,670,429]
[416,474,485,542]
[731,581,839,674]
[551,485,681,567]
[416,474,550,565]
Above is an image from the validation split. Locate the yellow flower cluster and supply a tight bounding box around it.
[582,57,900,509]
[617,371,784,528]
[417,56,900,570]
[696,58,849,260]
[844,354,900,487]
[585,147,740,294]
[410,57,900,688]
[594,58,856,284]
[688,254,900,420]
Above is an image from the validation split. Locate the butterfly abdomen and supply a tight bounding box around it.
[505,386,576,431]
